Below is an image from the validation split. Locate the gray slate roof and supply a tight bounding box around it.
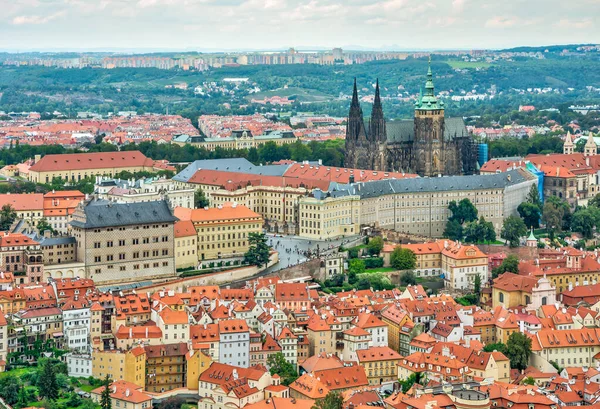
[384,117,468,143]
[25,232,76,246]
[70,199,178,229]
[341,169,531,199]
[173,158,292,182]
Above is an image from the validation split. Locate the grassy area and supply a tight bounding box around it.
[79,383,96,392]
[365,267,397,273]
[0,366,36,378]
[248,87,333,103]
[446,60,492,69]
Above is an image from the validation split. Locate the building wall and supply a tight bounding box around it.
[362,358,400,385]
[72,222,176,284]
[298,195,360,239]
[194,216,262,262]
[92,350,146,387]
[219,331,250,367]
[29,164,155,184]
[175,235,197,270]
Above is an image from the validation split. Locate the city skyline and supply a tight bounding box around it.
[1,0,599,51]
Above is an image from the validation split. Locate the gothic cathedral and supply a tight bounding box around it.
[344,61,477,177]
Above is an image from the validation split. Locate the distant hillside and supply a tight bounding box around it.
[502,44,597,53]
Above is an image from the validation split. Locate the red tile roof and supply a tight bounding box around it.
[30,151,171,172]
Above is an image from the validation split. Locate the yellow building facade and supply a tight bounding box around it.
[298,193,360,239]
[92,348,146,387]
[174,204,263,263]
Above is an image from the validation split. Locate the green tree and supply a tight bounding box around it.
[399,270,417,286]
[37,218,57,236]
[501,216,527,247]
[526,184,542,209]
[348,259,365,284]
[390,247,417,270]
[492,254,520,279]
[194,187,209,208]
[266,352,298,386]
[543,196,571,238]
[517,202,541,229]
[367,236,384,256]
[399,373,422,393]
[0,374,21,406]
[38,359,59,400]
[443,219,463,241]
[571,206,600,239]
[0,204,17,231]
[506,332,532,371]
[312,391,343,409]
[448,198,478,224]
[482,342,508,354]
[474,274,481,298]
[244,232,270,267]
[589,193,600,208]
[523,377,535,385]
[100,375,112,409]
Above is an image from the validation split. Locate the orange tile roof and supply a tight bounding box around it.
[356,346,402,362]
[114,324,162,339]
[158,306,189,325]
[174,203,262,223]
[480,159,528,174]
[355,312,386,329]
[218,319,249,333]
[275,283,309,302]
[0,194,43,211]
[0,232,38,247]
[300,353,344,373]
[283,163,417,183]
[91,380,152,404]
[29,151,164,172]
[174,220,196,238]
[493,272,538,292]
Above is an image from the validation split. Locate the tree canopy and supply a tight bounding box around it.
[501,216,527,247]
[390,247,417,270]
[244,232,270,267]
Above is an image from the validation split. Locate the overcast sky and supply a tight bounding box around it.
[1,0,599,51]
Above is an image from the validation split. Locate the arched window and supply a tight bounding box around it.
[499,292,504,303]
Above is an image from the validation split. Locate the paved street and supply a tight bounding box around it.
[264,233,361,273]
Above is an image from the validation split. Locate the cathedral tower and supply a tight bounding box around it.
[369,79,387,170]
[344,79,370,169]
[413,58,445,177]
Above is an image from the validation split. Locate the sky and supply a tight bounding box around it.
[1,0,599,51]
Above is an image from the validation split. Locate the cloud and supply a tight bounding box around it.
[11,10,65,25]
[555,18,593,29]
[452,0,466,11]
[484,16,518,28]
[0,0,598,50]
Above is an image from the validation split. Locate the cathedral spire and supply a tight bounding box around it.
[370,79,386,144]
[416,56,443,111]
[351,77,359,107]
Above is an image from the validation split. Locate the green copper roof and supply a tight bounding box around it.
[415,58,444,111]
[527,229,536,241]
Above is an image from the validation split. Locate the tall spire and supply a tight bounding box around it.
[374,79,381,106]
[425,56,435,97]
[370,78,386,143]
[416,56,443,111]
[351,77,359,107]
